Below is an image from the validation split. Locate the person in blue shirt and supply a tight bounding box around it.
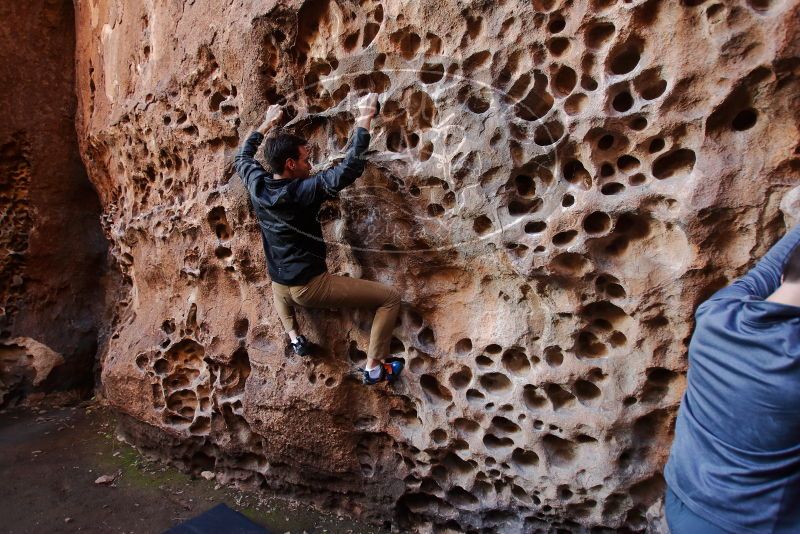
[664,223,800,533]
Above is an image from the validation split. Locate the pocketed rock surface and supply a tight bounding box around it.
[70,0,799,531]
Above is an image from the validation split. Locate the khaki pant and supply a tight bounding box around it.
[271,272,401,359]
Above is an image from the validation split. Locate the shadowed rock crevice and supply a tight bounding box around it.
[0,0,111,407]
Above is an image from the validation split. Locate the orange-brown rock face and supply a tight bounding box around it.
[74,0,799,530]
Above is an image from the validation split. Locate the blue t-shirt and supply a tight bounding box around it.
[665,225,800,533]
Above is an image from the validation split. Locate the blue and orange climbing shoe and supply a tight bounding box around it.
[360,358,404,385]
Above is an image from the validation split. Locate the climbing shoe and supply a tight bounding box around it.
[360,358,404,385]
[291,335,312,356]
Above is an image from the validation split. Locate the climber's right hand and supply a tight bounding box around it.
[257,104,283,135]
[264,104,283,125]
[359,93,380,118]
[356,93,379,129]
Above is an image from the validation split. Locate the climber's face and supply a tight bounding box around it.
[284,144,312,179]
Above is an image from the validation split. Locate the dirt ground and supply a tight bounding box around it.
[0,399,380,534]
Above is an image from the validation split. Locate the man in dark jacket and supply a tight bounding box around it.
[234,94,403,385]
[664,223,800,532]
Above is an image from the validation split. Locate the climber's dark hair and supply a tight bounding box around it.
[263,132,307,174]
[783,245,800,283]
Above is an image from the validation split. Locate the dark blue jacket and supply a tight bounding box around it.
[234,127,370,285]
[665,224,800,533]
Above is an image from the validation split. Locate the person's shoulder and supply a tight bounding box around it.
[696,297,724,316]
[284,176,312,193]
[695,294,751,320]
[250,176,291,205]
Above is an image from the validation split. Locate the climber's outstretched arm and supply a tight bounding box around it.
[234,105,283,186]
[702,224,800,306]
[293,94,379,204]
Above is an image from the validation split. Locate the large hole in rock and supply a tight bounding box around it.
[491,415,521,434]
[542,434,577,466]
[608,38,643,75]
[515,72,554,121]
[420,374,453,403]
[584,22,615,48]
[511,448,539,469]
[455,338,473,354]
[523,385,548,409]
[583,211,612,234]
[545,383,577,410]
[501,347,530,376]
[479,372,513,395]
[574,379,602,403]
[419,62,444,84]
[652,148,696,179]
[449,367,473,389]
[732,108,758,131]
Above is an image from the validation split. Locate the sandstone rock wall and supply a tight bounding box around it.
[73,0,799,531]
[0,0,110,405]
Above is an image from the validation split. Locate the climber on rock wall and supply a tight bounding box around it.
[234,93,404,386]
[664,224,800,533]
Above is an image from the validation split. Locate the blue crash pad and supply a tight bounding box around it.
[164,503,271,534]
